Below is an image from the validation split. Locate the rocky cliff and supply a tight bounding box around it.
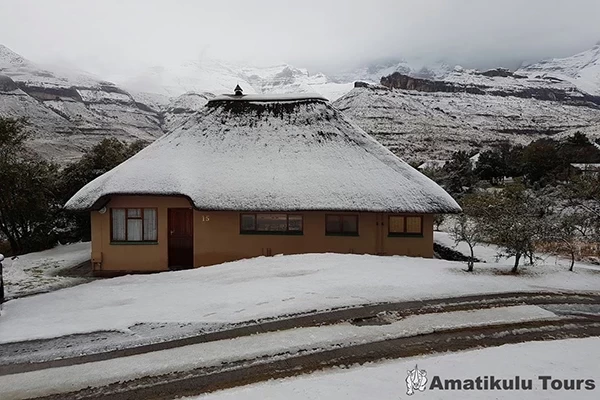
[380,70,600,106]
[0,45,163,162]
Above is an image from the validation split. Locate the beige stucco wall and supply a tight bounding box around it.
[90,196,191,273]
[90,195,434,274]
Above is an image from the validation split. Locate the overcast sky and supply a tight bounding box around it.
[1,0,599,75]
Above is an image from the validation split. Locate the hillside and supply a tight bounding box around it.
[0,45,163,162]
[518,43,600,96]
[3,42,600,164]
[334,82,600,162]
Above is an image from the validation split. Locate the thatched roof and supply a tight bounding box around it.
[66,94,461,213]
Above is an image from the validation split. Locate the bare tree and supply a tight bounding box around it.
[449,214,481,272]
[464,185,548,273]
[547,204,595,271]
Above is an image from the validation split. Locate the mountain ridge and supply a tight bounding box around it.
[2,43,600,163]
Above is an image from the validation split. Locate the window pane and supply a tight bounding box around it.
[288,215,303,231]
[257,214,287,231]
[241,214,256,231]
[112,209,126,241]
[127,219,143,241]
[127,208,142,218]
[326,215,341,233]
[389,216,405,233]
[342,216,358,233]
[406,216,422,234]
[143,209,157,241]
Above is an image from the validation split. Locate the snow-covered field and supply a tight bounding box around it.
[1,252,599,344]
[191,337,600,400]
[2,242,91,299]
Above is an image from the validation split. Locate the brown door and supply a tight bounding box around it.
[376,213,385,255]
[168,208,194,270]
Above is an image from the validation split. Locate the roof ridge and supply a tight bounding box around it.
[209,92,329,103]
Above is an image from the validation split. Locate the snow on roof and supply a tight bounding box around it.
[209,92,329,102]
[65,98,461,213]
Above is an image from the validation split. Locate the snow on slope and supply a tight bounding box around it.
[519,43,600,96]
[331,58,454,84]
[1,253,598,344]
[0,44,162,162]
[2,242,91,299]
[118,59,354,102]
[334,84,600,162]
[162,91,214,132]
[194,338,600,400]
[443,67,587,96]
[117,60,257,98]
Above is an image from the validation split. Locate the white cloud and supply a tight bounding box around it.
[1,0,599,74]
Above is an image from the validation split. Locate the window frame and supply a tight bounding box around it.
[239,213,304,235]
[325,214,359,236]
[388,215,424,237]
[110,207,159,244]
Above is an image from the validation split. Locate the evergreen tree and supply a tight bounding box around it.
[0,117,60,254]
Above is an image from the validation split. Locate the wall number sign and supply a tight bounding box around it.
[202,215,210,222]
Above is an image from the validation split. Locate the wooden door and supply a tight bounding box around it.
[168,208,194,269]
[376,213,385,255]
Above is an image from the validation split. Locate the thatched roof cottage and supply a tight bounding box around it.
[66,88,460,275]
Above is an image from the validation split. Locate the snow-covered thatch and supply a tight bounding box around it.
[65,94,461,213]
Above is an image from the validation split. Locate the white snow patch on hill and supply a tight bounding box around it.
[519,44,600,96]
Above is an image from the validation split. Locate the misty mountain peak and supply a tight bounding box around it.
[0,44,29,67]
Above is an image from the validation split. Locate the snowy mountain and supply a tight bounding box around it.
[0,45,162,162]
[330,58,453,84]
[162,91,214,132]
[2,42,600,164]
[117,60,353,102]
[333,44,600,163]
[518,43,600,96]
[334,82,600,163]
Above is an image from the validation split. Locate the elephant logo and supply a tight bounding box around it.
[406,365,428,396]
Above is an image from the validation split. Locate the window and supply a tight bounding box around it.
[111,208,158,242]
[326,215,358,236]
[240,213,303,235]
[389,215,423,236]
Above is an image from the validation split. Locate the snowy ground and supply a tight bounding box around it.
[190,337,600,400]
[1,242,92,299]
[1,252,599,344]
[0,305,560,399]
